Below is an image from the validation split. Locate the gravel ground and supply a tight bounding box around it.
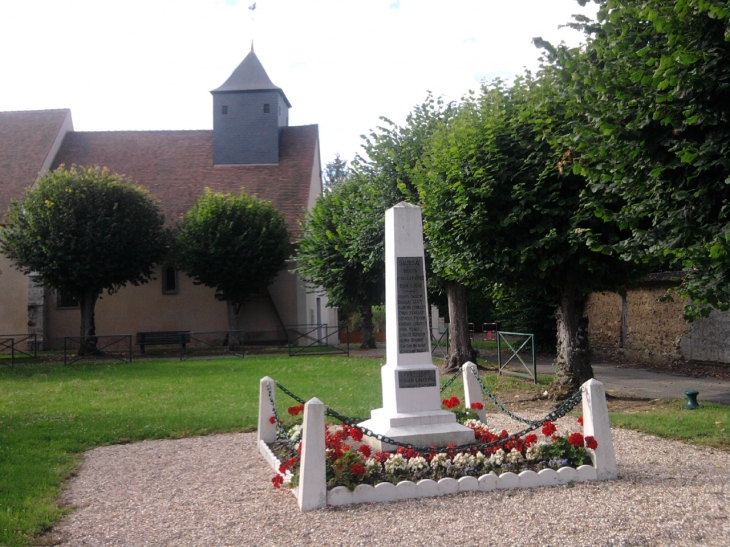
[46,413,728,547]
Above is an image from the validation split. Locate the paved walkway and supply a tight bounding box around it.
[349,347,730,405]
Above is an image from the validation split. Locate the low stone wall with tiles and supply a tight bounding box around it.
[587,285,730,366]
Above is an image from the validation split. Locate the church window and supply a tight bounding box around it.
[57,291,79,309]
[222,105,228,115]
[263,103,270,113]
[162,265,178,294]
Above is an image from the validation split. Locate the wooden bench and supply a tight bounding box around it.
[136,331,191,354]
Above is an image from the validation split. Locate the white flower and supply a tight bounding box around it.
[464,418,487,429]
[489,449,506,466]
[430,453,451,470]
[407,456,428,471]
[365,457,382,473]
[287,424,302,443]
[453,452,476,468]
[506,448,524,464]
[525,443,542,461]
[474,451,487,466]
[384,453,408,473]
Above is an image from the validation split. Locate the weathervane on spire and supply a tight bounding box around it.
[249,3,256,51]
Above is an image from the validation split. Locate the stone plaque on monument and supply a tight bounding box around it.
[397,369,437,389]
[396,256,430,354]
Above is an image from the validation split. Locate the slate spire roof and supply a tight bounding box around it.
[211,49,291,107]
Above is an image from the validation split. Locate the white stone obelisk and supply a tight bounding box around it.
[359,202,474,450]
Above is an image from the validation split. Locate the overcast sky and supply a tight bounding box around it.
[0,0,596,166]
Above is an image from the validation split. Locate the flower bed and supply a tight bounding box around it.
[265,400,599,505]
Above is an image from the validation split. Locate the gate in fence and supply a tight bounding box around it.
[279,324,349,356]
[0,334,37,367]
[496,331,537,383]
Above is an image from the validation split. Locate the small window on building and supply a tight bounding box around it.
[263,103,270,113]
[162,265,178,294]
[57,291,79,309]
[278,105,281,116]
[222,105,228,115]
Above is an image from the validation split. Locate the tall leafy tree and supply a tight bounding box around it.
[354,95,480,371]
[414,75,642,397]
[560,0,730,319]
[0,165,169,349]
[296,176,385,349]
[323,153,350,191]
[178,189,289,348]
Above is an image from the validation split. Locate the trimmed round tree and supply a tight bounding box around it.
[0,165,169,350]
[177,189,289,348]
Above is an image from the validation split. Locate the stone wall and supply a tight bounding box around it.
[587,284,730,366]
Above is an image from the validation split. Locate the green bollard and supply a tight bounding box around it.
[684,390,700,410]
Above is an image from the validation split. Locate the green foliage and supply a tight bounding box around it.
[323,152,350,190]
[178,189,289,308]
[0,165,169,299]
[296,177,385,314]
[558,0,730,319]
[538,436,592,467]
[414,75,636,297]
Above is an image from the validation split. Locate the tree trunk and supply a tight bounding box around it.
[548,274,594,400]
[443,280,478,372]
[78,289,99,355]
[359,305,377,350]
[226,301,244,351]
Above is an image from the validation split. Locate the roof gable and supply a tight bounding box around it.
[0,109,71,220]
[211,49,291,107]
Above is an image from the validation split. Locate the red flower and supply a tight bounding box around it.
[269,416,276,424]
[442,399,450,407]
[350,463,366,476]
[297,442,302,455]
[568,432,584,447]
[349,427,364,442]
[450,396,460,407]
[578,416,584,426]
[542,421,557,437]
[358,444,372,458]
[374,451,391,463]
[271,474,284,488]
[279,463,289,473]
[285,457,298,468]
[470,402,484,410]
[524,434,538,447]
[584,436,598,450]
[287,405,304,416]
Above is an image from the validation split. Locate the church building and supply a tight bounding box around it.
[0,48,336,349]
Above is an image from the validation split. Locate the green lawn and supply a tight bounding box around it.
[0,355,726,547]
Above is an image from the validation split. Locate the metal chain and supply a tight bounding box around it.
[265,382,290,442]
[439,368,463,393]
[275,381,307,405]
[269,377,583,454]
[469,366,582,426]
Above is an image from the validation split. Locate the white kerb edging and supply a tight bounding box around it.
[257,376,616,511]
[582,378,617,480]
[461,362,487,423]
[298,398,327,511]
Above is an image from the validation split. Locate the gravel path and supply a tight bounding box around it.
[46,414,728,547]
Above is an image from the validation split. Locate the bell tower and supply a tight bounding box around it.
[211,46,291,165]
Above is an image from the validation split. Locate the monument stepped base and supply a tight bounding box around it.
[360,409,475,452]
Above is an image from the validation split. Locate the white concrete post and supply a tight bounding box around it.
[298,397,327,511]
[462,362,487,423]
[581,378,617,480]
[258,376,277,444]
